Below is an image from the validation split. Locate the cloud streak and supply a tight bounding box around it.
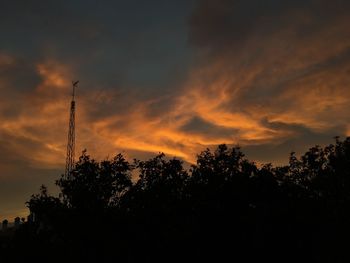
[185,0,350,145]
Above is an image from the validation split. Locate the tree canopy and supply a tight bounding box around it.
[2,137,350,262]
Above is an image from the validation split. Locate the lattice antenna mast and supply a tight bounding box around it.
[65,80,79,178]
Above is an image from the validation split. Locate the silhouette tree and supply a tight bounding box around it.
[4,137,350,262]
[56,150,133,211]
[26,185,63,227]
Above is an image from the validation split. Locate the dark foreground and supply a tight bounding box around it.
[2,138,350,262]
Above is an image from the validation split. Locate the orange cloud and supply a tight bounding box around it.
[0,60,72,168]
[2,1,350,172]
[2,45,350,174]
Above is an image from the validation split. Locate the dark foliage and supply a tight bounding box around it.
[2,137,350,262]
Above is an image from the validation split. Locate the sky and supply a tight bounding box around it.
[1,0,350,220]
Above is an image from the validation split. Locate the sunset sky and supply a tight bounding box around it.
[1,0,350,220]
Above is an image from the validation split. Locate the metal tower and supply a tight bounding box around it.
[65,80,79,178]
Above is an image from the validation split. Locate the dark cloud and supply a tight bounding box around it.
[0,54,41,92]
[189,0,350,55]
[180,116,238,138]
[243,124,346,165]
[0,0,195,94]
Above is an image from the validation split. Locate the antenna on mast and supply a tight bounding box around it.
[72,80,79,100]
[65,80,78,179]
